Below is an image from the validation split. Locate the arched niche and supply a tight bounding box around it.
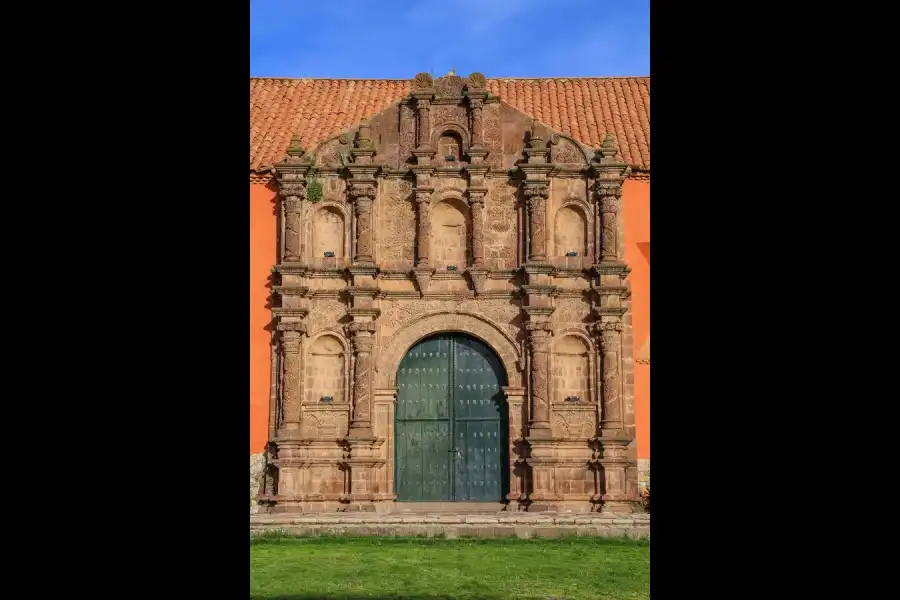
[552,334,592,404]
[305,333,348,404]
[309,203,348,265]
[430,197,470,268]
[430,124,470,166]
[553,203,589,260]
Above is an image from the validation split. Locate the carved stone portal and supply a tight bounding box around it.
[267,71,636,514]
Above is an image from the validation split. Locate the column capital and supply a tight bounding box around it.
[279,181,307,199]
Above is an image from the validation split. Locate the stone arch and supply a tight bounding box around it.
[553,202,589,259]
[429,123,470,155]
[375,312,522,388]
[305,333,348,405]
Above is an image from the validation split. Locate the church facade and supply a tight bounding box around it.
[250,72,650,513]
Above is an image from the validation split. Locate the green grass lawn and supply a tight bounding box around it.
[250,535,650,600]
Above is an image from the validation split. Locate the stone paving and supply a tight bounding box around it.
[250,511,650,539]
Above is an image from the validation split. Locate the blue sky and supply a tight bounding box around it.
[250,0,649,78]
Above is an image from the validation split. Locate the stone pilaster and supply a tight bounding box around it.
[503,386,528,511]
[591,133,629,264]
[524,183,549,263]
[274,135,310,263]
[414,186,432,267]
[410,73,435,155]
[276,322,306,433]
[522,123,552,264]
[343,306,385,510]
[469,98,485,149]
[347,321,376,436]
[350,184,376,265]
[412,166,435,294]
[469,190,486,267]
[525,320,553,436]
[597,184,622,262]
[415,97,432,150]
[347,118,378,266]
[588,133,635,513]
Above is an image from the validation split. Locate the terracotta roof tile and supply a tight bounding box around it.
[249,76,649,172]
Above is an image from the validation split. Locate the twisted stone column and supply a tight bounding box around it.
[469,192,485,267]
[415,189,432,266]
[348,322,376,434]
[280,181,305,262]
[524,184,549,262]
[277,326,304,431]
[527,322,552,435]
[596,182,622,262]
[350,183,376,265]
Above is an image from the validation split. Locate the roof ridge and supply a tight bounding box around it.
[249,75,649,82]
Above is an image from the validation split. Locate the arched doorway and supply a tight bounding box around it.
[394,333,508,502]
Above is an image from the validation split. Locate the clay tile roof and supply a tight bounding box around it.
[250,76,649,173]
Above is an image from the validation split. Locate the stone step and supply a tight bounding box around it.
[250,512,650,539]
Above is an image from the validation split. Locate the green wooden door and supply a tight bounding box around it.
[395,333,507,502]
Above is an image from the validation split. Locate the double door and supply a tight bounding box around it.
[395,334,506,502]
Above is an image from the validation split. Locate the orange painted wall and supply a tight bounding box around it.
[249,180,650,458]
[622,180,650,459]
[250,182,278,455]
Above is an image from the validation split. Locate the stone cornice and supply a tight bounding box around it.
[272,286,308,296]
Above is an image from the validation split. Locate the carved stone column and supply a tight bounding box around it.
[415,97,431,149]
[274,135,310,263]
[469,191,485,267]
[524,184,549,263]
[592,319,632,513]
[350,183,376,265]
[526,322,553,436]
[348,322,376,436]
[597,183,622,262]
[280,184,305,262]
[597,322,625,435]
[415,187,432,266]
[276,323,306,432]
[470,98,484,148]
[591,133,629,264]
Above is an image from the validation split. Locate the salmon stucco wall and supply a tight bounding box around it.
[250,182,278,455]
[622,180,650,460]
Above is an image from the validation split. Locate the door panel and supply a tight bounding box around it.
[395,333,506,502]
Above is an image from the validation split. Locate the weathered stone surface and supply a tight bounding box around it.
[250,452,266,514]
[249,511,650,538]
[268,72,635,515]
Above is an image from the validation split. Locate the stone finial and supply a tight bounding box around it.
[529,119,545,149]
[356,118,373,149]
[412,72,434,90]
[286,134,305,158]
[598,133,618,159]
[468,72,486,89]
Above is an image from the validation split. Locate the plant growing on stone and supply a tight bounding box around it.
[307,179,324,203]
[640,469,650,513]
